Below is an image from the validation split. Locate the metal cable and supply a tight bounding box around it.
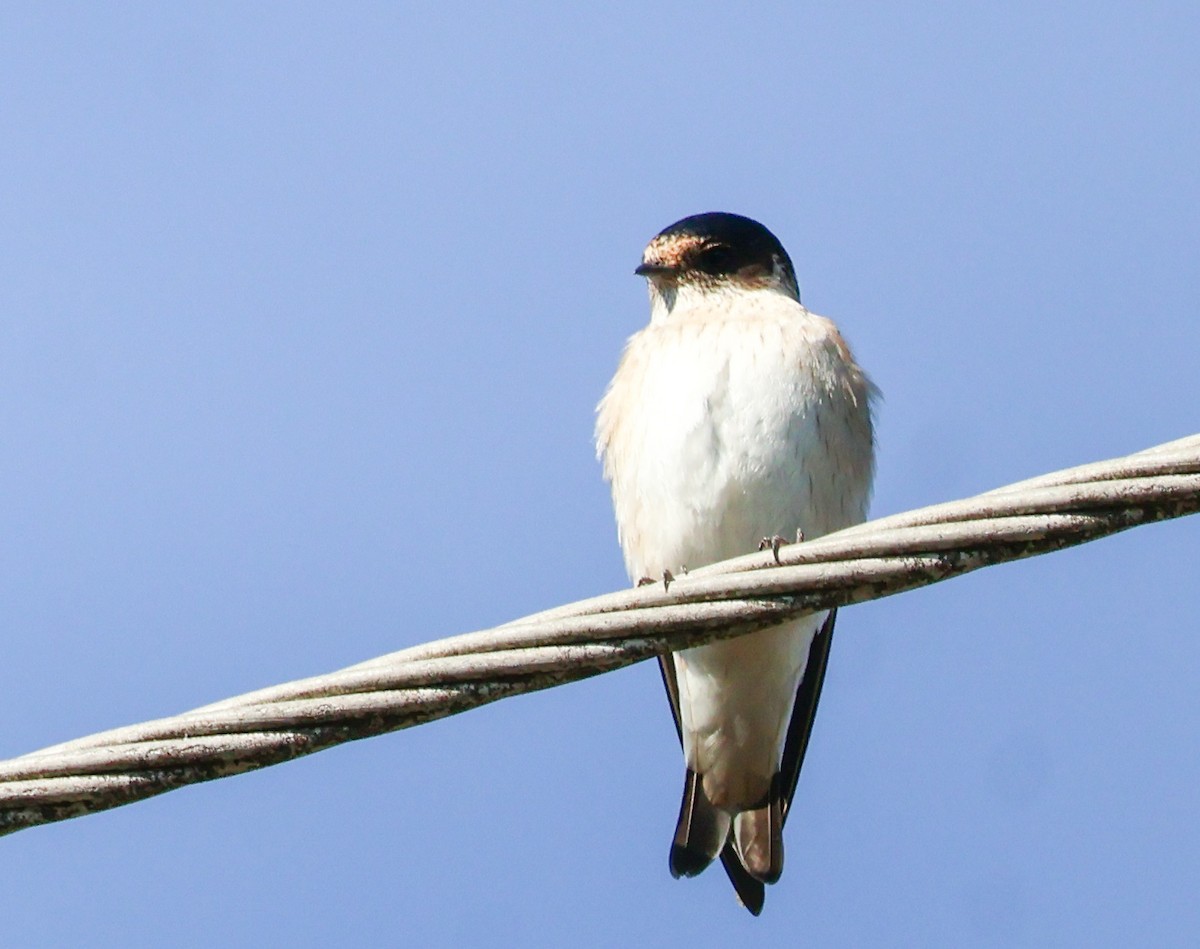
[2,434,1197,835]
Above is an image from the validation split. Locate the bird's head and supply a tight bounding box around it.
[636,212,799,316]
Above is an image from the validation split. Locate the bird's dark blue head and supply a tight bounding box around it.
[636,212,798,297]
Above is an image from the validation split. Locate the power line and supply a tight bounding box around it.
[2,434,1197,836]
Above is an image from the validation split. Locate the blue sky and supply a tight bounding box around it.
[2,3,1198,946]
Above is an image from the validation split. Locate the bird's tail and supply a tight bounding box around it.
[670,769,785,887]
[732,773,785,884]
[669,768,730,878]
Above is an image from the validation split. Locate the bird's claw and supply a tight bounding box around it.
[637,569,676,592]
[758,535,788,565]
[758,530,806,565]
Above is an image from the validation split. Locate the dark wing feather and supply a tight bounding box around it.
[654,609,837,913]
[657,655,766,915]
[779,609,838,819]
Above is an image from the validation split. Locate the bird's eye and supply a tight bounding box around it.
[694,245,737,276]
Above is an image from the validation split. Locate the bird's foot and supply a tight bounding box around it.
[637,569,676,592]
[758,530,805,565]
[758,535,787,565]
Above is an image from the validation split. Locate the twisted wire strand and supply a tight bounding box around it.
[2,434,1197,835]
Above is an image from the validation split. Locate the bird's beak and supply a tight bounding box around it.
[635,262,675,277]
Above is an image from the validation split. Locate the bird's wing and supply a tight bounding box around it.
[655,608,838,916]
[657,653,766,915]
[779,608,837,818]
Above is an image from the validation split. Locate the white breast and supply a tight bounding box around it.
[597,289,874,578]
[596,286,875,807]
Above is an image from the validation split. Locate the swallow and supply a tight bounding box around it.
[596,212,876,914]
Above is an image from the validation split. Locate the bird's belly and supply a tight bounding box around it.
[618,334,824,577]
[614,326,847,805]
[600,314,871,809]
[675,613,825,809]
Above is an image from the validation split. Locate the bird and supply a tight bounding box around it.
[595,212,876,914]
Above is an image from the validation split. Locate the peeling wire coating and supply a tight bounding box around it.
[2,434,1198,835]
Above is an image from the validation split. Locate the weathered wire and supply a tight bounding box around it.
[2,434,1197,835]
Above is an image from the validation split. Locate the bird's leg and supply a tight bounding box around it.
[758,535,788,565]
[758,529,806,565]
[637,569,676,592]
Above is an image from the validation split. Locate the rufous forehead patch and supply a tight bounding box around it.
[642,231,710,270]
